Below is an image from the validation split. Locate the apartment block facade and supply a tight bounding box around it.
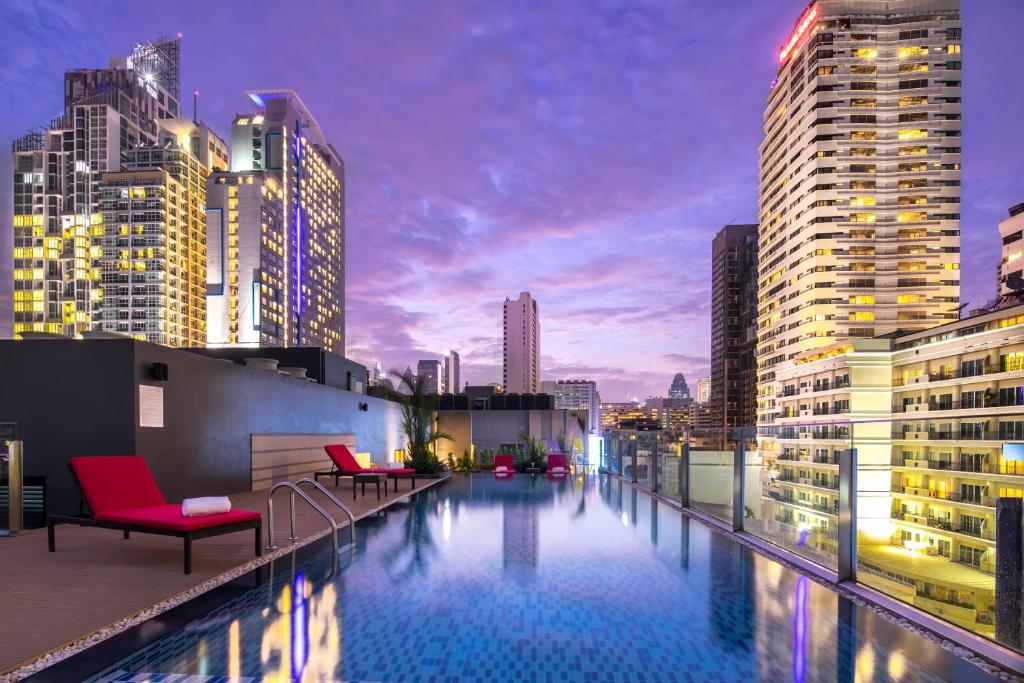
[12,37,182,338]
[711,224,759,430]
[444,350,461,394]
[998,203,1024,297]
[757,0,963,426]
[757,303,1024,635]
[205,171,287,346]
[552,379,601,433]
[225,89,345,353]
[503,291,540,393]
[97,146,208,346]
[417,359,443,395]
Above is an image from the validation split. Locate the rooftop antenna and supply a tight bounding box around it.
[193,89,198,122]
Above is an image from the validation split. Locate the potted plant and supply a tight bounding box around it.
[516,430,548,473]
[388,368,452,477]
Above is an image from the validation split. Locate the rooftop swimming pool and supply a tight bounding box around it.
[77,474,1000,682]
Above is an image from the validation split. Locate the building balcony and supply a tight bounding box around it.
[891,429,996,442]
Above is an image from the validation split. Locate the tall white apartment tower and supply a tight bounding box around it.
[217,89,345,353]
[757,0,962,424]
[444,349,461,393]
[503,291,540,393]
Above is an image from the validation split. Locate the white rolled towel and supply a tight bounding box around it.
[549,466,566,474]
[182,496,232,516]
[494,466,510,473]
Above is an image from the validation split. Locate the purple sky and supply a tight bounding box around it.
[2,1,1024,401]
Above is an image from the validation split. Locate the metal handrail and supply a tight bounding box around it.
[294,478,356,547]
[266,481,339,552]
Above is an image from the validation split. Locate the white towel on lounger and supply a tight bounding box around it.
[181,496,232,516]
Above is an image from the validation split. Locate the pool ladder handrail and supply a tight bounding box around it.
[266,479,356,552]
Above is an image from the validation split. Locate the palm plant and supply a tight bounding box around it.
[517,430,548,472]
[388,368,452,474]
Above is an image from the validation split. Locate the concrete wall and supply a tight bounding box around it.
[436,409,583,463]
[0,339,405,516]
[251,432,357,490]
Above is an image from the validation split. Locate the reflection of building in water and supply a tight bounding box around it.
[503,501,539,574]
[709,543,755,652]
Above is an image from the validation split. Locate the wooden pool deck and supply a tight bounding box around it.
[0,473,446,678]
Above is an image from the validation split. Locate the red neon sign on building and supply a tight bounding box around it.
[779,4,819,64]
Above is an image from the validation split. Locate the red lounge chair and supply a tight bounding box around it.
[547,453,570,476]
[47,455,261,574]
[314,444,416,493]
[493,454,515,477]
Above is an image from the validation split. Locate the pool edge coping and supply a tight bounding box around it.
[0,474,452,683]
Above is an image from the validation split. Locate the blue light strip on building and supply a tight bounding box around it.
[293,120,304,344]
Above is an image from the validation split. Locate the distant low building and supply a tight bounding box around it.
[417,359,443,394]
[552,379,601,433]
[696,377,711,404]
[998,203,1024,297]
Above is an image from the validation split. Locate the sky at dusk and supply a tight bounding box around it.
[2,0,1024,401]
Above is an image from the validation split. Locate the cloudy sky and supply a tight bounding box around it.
[2,0,1023,401]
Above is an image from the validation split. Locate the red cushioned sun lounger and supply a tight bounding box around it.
[314,444,417,493]
[493,453,515,477]
[547,453,570,477]
[47,455,261,574]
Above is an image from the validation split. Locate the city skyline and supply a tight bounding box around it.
[2,1,1024,400]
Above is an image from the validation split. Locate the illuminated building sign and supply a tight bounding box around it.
[779,4,818,64]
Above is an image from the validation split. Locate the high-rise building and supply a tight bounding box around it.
[756,0,962,426]
[552,379,601,433]
[156,118,229,173]
[223,89,345,353]
[444,349,461,393]
[417,359,443,394]
[755,303,1024,638]
[696,377,711,404]
[503,291,540,393]
[668,373,690,400]
[205,171,286,346]
[998,203,1024,297]
[711,224,759,431]
[97,144,208,346]
[12,37,182,338]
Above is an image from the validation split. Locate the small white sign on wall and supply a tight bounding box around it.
[139,384,164,428]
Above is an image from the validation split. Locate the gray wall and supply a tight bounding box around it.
[0,339,404,516]
[437,409,583,461]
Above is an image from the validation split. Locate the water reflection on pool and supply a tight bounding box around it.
[91,474,998,682]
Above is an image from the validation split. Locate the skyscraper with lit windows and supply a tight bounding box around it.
[98,144,208,346]
[756,0,962,426]
[11,37,183,338]
[216,89,345,352]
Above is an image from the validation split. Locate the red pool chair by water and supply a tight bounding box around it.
[547,454,570,478]
[315,444,417,493]
[493,454,515,478]
[47,455,262,574]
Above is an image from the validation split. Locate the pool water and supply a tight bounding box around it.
[89,474,998,682]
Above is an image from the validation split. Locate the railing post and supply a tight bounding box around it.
[651,441,659,493]
[266,495,277,550]
[5,440,24,535]
[631,441,638,484]
[289,490,297,540]
[838,447,857,582]
[732,440,745,532]
[679,441,690,507]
